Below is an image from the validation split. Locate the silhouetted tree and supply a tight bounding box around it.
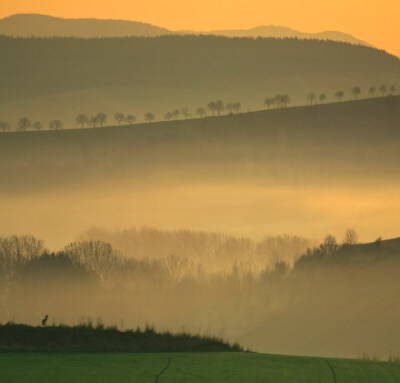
[264,97,275,110]
[145,112,155,123]
[319,93,326,104]
[181,108,191,119]
[172,110,180,120]
[215,100,224,116]
[207,101,217,116]
[0,121,10,132]
[369,87,376,97]
[17,117,31,131]
[164,112,173,121]
[390,85,396,95]
[335,91,344,102]
[307,92,316,105]
[380,84,387,96]
[226,102,235,114]
[32,121,43,131]
[114,112,125,125]
[96,113,107,127]
[274,94,282,108]
[352,86,361,100]
[281,94,290,107]
[343,228,358,246]
[126,115,136,125]
[196,107,206,119]
[76,114,88,129]
[89,115,98,128]
[49,120,63,130]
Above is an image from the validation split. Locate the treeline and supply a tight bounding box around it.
[0,86,396,132]
[0,322,242,352]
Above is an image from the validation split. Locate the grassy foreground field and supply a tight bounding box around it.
[0,352,399,383]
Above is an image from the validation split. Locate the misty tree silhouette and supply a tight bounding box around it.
[196,107,206,119]
[380,84,387,96]
[96,113,107,128]
[335,91,344,102]
[307,92,316,105]
[76,114,88,129]
[0,121,10,132]
[181,108,191,119]
[319,93,327,104]
[390,85,396,95]
[145,112,155,123]
[126,115,136,126]
[17,117,31,131]
[264,97,275,110]
[114,112,125,125]
[164,112,173,121]
[352,86,361,100]
[281,94,290,108]
[32,121,43,131]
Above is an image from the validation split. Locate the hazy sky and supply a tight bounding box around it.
[1,0,399,56]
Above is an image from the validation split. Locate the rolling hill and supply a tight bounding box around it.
[0,14,371,48]
[0,33,398,126]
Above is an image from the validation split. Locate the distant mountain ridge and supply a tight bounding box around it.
[0,13,371,47]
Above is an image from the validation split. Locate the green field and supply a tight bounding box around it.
[1,352,399,382]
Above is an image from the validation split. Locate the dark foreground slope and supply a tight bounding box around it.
[0,96,399,194]
[0,323,241,352]
[0,34,398,122]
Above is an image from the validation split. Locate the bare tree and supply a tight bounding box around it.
[343,228,358,246]
[49,120,63,130]
[307,92,316,105]
[352,86,361,100]
[114,112,125,125]
[144,112,155,123]
[369,86,376,97]
[226,102,235,114]
[125,115,136,126]
[89,115,98,128]
[319,93,326,104]
[281,94,290,107]
[76,114,88,129]
[335,91,344,102]
[264,97,275,110]
[390,85,396,95]
[207,101,217,116]
[196,107,206,119]
[215,100,224,116]
[96,113,107,127]
[274,94,282,108]
[17,117,31,131]
[172,110,180,120]
[0,121,10,132]
[380,84,387,96]
[32,121,43,131]
[181,107,191,119]
[164,112,173,121]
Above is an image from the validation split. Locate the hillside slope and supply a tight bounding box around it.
[0,34,398,124]
[0,14,371,48]
[242,237,400,358]
[0,96,399,193]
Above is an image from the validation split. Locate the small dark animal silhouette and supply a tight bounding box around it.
[41,314,49,327]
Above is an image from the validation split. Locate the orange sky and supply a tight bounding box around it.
[1,0,399,56]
